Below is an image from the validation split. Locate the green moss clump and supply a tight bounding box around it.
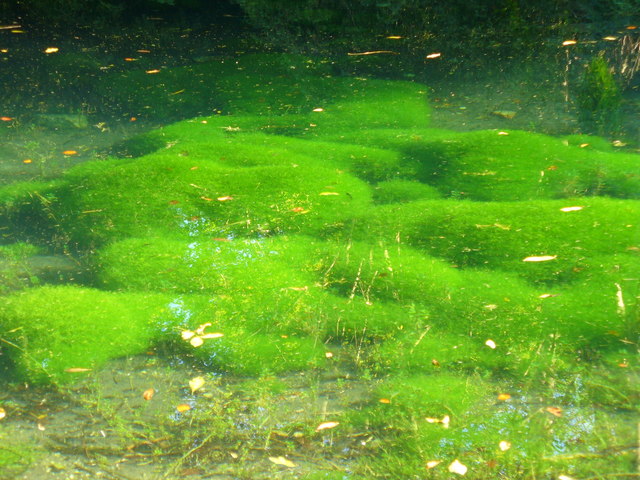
[354,197,640,284]
[561,134,616,152]
[406,129,639,201]
[373,179,442,204]
[97,236,428,343]
[97,236,315,294]
[34,156,371,247]
[0,286,171,384]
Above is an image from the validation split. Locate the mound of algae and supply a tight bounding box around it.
[0,52,638,391]
[0,52,638,480]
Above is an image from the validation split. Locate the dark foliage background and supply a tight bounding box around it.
[1,0,638,34]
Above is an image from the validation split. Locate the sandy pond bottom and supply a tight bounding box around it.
[2,352,638,480]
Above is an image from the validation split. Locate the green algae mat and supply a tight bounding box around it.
[0,53,638,479]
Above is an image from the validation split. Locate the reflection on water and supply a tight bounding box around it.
[0,13,638,480]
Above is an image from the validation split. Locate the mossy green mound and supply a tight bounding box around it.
[0,286,171,384]
[116,127,408,183]
[354,197,640,284]
[20,155,371,247]
[97,236,428,343]
[322,129,640,201]
[372,179,442,204]
[402,129,640,201]
[166,295,326,375]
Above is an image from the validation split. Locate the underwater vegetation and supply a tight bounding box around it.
[0,53,638,478]
[576,55,622,136]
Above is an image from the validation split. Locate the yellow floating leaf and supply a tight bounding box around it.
[181,330,196,340]
[497,393,511,401]
[441,415,450,428]
[426,460,441,469]
[315,421,339,432]
[499,440,512,451]
[560,206,583,212]
[44,47,59,54]
[200,332,224,339]
[62,150,78,156]
[325,352,334,359]
[0,407,6,420]
[426,415,450,427]
[312,107,324,112]
[347,50,397,56]
[142,388,155,401]
[538,293,557,299]
[64,367,92,373]
[189,336,204,348]
[448,459,468,475]
[319,192,339,196]
[497,131,509,135]
[217,196,233,201]
[558,476,576,480]
[562,40,577,46]
[268,456,296,468]
[485,339,497,349]
[522,255,557,262]
[195,323,211,335]
[189,376,206,394]
[379,398,391,404]
[603,36,617,41]
[176,403,191,413]
[146,69,161,74]
[426,52,441,59]
[386,35,403,39]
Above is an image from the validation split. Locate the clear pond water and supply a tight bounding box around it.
[0,14,638,480]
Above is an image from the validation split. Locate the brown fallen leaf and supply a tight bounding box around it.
[546,406,563,417]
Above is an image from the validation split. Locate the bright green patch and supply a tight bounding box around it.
[354,197,640,284]
[0,286,170,384]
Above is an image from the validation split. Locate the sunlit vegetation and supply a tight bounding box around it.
[0,31,638,479]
